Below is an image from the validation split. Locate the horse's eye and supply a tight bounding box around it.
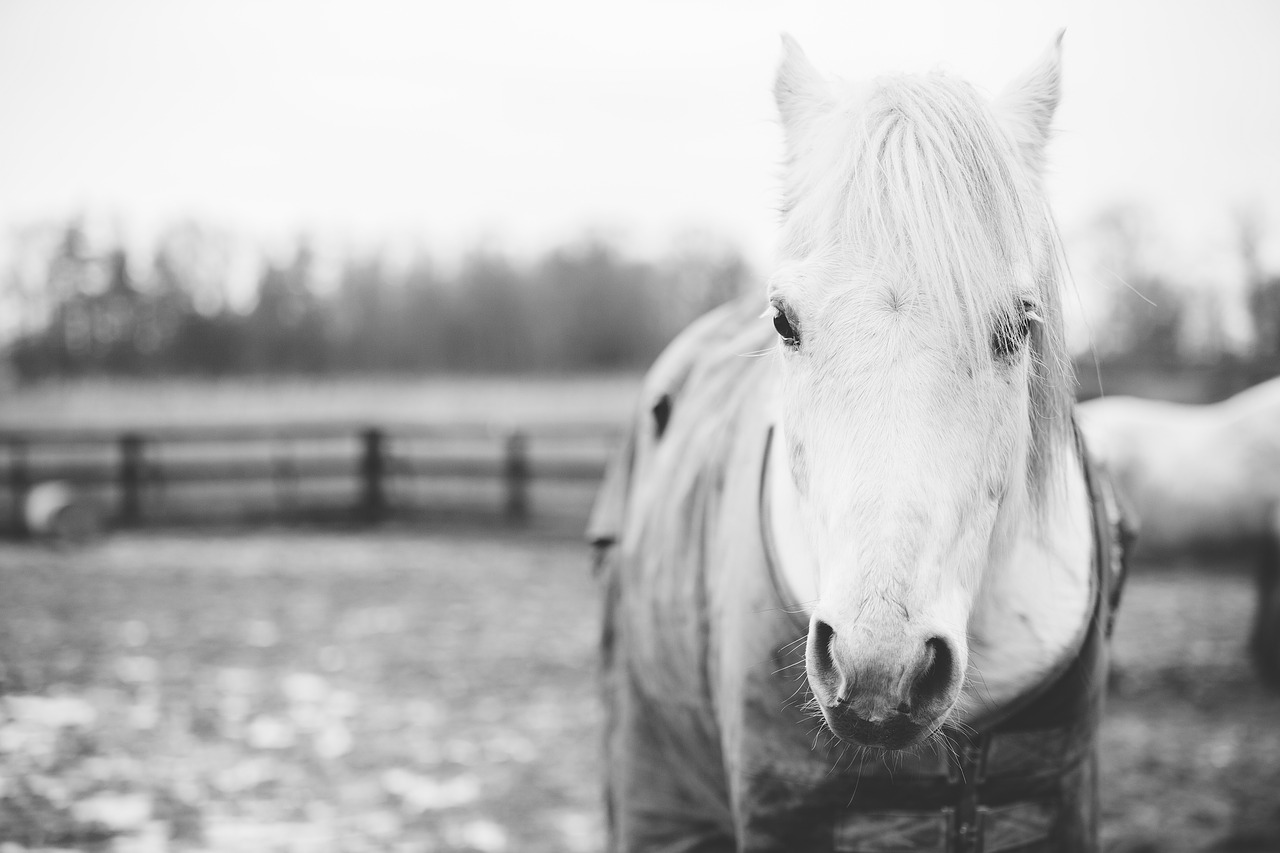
[770,305,800,348]
[991,310,1032,359]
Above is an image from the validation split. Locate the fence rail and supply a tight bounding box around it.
[1,422,621,534]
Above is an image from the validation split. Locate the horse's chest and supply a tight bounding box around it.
[710,607,1105,853]
[731,720,1097,853]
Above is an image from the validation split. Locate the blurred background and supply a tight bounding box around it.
[0,1,1277,851]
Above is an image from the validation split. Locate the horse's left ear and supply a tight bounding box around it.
[994,30,1064,175]
[775,35,832,144]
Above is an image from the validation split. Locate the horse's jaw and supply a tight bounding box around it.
[765,422,819,608]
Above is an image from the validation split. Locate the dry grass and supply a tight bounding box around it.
[0,531,1275,852]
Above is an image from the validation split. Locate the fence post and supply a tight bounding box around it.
[504,430,529,522]
[119,433,144,526]
[360,428,386,522]
[9,440,29,536]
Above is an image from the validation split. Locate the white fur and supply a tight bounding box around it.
[1079,377,1280,552]
[766,35,1092,732]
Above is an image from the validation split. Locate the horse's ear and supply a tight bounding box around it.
[994,31,1064,175]
[775,34,831,140]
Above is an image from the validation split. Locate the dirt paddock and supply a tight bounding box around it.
[0,529,1276,852]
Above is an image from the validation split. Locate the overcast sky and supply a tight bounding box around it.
[1,0,1277,300]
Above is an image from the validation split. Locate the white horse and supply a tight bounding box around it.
[1078,379,1280,681]
[593,34,1125,852]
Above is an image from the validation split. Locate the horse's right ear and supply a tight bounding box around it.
[775,35,831,140]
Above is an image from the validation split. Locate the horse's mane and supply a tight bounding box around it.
[780,71,1075,504]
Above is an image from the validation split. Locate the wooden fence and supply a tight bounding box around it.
[0,422,621,534]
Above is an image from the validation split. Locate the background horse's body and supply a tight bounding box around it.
[1078,382,1280,680]
[1078,379,1280,553]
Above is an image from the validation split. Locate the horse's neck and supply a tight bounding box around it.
[766,425,1094,722]
[959,443,1094,722]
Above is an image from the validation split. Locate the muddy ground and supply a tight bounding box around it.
[0,530,1275,852]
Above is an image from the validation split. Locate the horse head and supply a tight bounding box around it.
[767,35,1075,750]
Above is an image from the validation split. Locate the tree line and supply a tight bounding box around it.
[3,220,749,378]
[3,208,1278,383]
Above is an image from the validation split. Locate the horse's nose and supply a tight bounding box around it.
[806,617,955,723]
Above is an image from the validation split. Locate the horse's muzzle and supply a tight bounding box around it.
[805,616,957,749]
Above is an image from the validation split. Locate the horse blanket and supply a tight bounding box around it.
[590,296,1131,853]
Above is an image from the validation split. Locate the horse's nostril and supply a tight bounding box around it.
[910,637,954,713]
[807,618,840,703]
[811,619,836,670]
